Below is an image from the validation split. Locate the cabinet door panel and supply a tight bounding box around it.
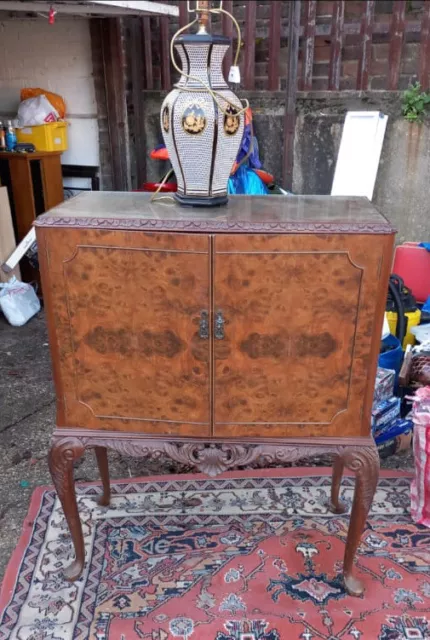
[213,233,391,438]
[40,228,211,435]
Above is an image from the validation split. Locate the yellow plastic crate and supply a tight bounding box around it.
[17,121,68,152]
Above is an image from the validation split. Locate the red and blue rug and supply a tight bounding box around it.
[0,468,428,639]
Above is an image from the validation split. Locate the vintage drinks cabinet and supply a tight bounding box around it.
[35,193,395,597]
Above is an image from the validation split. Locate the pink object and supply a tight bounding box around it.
[392,242,430,303]
[411,387,430,527]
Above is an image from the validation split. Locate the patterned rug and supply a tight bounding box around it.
[1,468,429,640]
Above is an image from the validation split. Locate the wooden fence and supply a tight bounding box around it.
[139,1,430,93]
[124,0,430,189]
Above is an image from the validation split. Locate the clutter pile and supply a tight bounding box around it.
[372,367,413,458]
[372,242,430,463]
[0,87,67,153]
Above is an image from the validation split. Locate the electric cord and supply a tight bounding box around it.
[149,168,176,204]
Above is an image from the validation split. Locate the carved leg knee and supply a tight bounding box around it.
[48,437,86,581]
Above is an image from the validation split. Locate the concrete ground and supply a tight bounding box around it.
[0,310,414,584]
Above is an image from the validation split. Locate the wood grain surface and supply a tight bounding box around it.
[213,233,392,438]
[38,228,211,435]
[38,222,393,440]
[38,197,394,589]
[40,153,64,211]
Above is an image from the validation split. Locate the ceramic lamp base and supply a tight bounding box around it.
[174,193,228,208]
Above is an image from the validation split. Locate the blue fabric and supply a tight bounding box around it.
[236,125,262,169]
[228,165,268,195]
[419,242,430,251]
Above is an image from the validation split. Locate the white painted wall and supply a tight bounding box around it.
[0,15,99,166]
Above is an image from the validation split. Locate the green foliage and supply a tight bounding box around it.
[402,82,430,122]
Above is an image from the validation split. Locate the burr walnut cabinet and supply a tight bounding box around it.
[35,192,395,596]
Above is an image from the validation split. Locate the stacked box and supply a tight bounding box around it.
[374,418,413,444]
[372,367,412,459]
[373,367,396,407]
[372,397,401,433]
[377,427,413,458]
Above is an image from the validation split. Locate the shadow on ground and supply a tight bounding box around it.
[0,310,414,582]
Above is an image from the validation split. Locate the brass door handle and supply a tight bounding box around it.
[199,310,209,339]
[214,311,225,340]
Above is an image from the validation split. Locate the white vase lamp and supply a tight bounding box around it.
[160,2,244,207]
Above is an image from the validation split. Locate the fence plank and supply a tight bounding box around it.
[160,16,171,90]
[222,0,234,79]
[130,18,146,187]
[419,0,430,91]
[268,0,282,91]
[244,1,257,89]
[356,0,375,90]
[179,0,188,28]
[283,0,301,191]
[143,17,153,89]
[388,0,406,90]
[328,0,345,90]
[101,18,130,191]
[301,0,316,91]
[216,18,421,41]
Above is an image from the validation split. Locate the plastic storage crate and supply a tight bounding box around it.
[17,122,68,152]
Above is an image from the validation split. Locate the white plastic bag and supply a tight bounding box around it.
[412,324,430,344]
[0,277,40,326]
[17,95,59,127]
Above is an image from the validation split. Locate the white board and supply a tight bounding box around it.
[0,187,21,281]
[61,117,99,166]
[2,228,35,274]
[331,111,388,200]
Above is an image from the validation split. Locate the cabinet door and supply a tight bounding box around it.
[213,233,392,438]
[39,228,211,436]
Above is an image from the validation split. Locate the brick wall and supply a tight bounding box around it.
[0,14,99,167]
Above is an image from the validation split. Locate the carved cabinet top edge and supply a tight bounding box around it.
[35,193,396,235]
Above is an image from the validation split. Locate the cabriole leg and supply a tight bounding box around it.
[341,444,380,596]
[48,437,85,581]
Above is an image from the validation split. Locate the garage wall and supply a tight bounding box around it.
[0,15,99,167]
